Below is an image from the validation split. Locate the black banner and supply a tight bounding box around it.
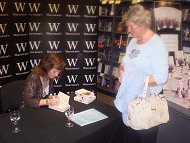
[0,0,98,94]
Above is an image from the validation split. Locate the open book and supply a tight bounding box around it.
[49,92,70,112]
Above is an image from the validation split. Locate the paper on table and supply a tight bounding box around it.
[49,91,70,112]
[71,108,108,127]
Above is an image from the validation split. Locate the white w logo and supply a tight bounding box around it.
[29,41,41,50]
[29,22,41,32]
[67,41,78,50]
[17,62,28,71]
[16,43,27,52]
[14,23,26,33]
[86,24,96,32]
[67,59,78,67]
[54,77,60,84]
[67,75,78,83]
[0,24,7,34]
[0,44,8,55]
[0,65,9,75]
[48,23,60,32]
[0,2,6,13]
[28,3,41,13]
[48,4,60,13]
[86,6,96,14]
[48,41,60,50]
[67,5,79,14]
[84,75,95,82]
[14,2,26,12]
[67,23,79,32]
[84,58,95,66]
[30,59,41,68]
[85,41,96,50]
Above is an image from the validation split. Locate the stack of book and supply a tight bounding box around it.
[74,89,96,104]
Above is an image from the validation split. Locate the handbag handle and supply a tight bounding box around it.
[142,75,150,98]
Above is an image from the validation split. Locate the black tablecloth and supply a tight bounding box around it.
[0,95,123,143]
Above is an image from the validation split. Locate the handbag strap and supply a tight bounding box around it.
[142,75,150,98]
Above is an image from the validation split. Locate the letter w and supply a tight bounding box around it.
[0,44,8,55]
[86,6,96,14]
[28,3,40,13]
[86,24,96,32]
[29,22,41,32]
[67,5,79,14]
[16,43,27,52]
[67,59,78,67]
[14,2,26,12]
[29,41,41,50]
[0,65,9,75]
[0,2,6,13]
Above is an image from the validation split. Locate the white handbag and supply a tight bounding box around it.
[128,76,169,130]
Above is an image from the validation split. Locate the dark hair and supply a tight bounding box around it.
[33,53,66,77]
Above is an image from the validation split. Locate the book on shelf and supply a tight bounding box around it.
[97,62,103,73]
[114,36,127,48]
[182,27,190,41]
[99,6,109,16]
[118,52,125,63]
[182,8,190,21]
[98,35,111,48]
[97,75,103,86]
[110,4,114,16]
[112,78,120,91]
[104,65,110,74]
[97,62,110,75]
[102,76,110,88]
[98,48,111,61]
[112,67,119,78]
[98,19,112,32]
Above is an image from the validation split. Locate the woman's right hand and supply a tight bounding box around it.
[47,98,59,106]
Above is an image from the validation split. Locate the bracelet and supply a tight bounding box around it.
[46,98,48,105]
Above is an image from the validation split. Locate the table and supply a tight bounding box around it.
[157,98,190,143]
[0,95,123,143]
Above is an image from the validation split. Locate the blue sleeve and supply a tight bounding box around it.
[150,39,168,85]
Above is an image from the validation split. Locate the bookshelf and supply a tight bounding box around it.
[97,1,131,97]
[97,0,190,97]
[181,3,190,50]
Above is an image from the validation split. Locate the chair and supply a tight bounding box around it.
[0,80,25,113]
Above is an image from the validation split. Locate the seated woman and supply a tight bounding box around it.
[22,53,66,108]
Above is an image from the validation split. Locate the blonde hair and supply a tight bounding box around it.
[122,4,151,28]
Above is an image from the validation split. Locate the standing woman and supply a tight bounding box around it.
[115,4,168,143]
[22,53,66,108]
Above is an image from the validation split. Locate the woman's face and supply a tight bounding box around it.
[125,21,146,38]
[48,67,62,79]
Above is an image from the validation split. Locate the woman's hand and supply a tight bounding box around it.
[48,96,60,106]
[118,64,124,83]
[118,72,123,83]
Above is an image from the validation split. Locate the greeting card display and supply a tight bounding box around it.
[177,79,188,98]
[168,56,175,78]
